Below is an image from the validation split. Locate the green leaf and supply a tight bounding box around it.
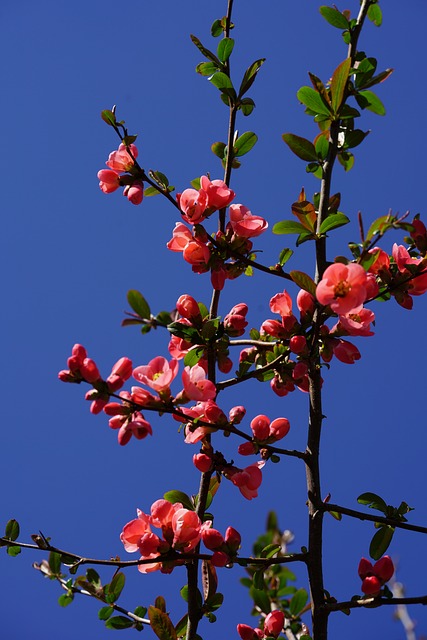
[330,58,351,114]
[315,133,329,160]
[309,72,332,108]
[5,519,19,541]
[127,290,151,319]
[58,594,73,607]
[184,347,205,367]
[344,129,370,149]
[337,151,354,172]
[49,551,61,575]
[253,569,266,591]
[328,510,342,521]
[190,34,221,66]
[209,72,234,91]
[211,142,226,159]
[149,606,178,640]
[167,322,200,342]
[134,606,148,618]
[260,543,281,558]
[289,270,317,296]
[86,568,101,587]
[234,132,258,157]
[101,109,116,126]
[297,86,332,116]
[319,6,350,29]
[144,186,161,197]
[357,492,388,514]
[369,526,395,561]
[175,614,188,638]
[105,616,134,630]
[319,213,350,234]
[217,37,234,63]
[211,19,223,37]
[278,248,293,266]
[98,605,114,621]
[107,572,125,603]
[282,133,318,162]
[356,90,386,115]
[290,588,308,616]
[239,97,255,116]
[273,220,309,235]
[7,545,21,557]
[365,215,393,242]
[155,596,167,613]
[164,490,194,511]
[367,4,382,27]
[239,58,266,97]
[196,61,219,77]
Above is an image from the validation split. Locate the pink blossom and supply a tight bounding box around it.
[217,352,232,373]
[358,556,394,596]
[171,508,202,551]
[224,303,248,336]
[333,339,361,364]
[229,405,246,424]
[368,247,390,274]
[150,499,178,529]
[123,181,144,205]
[261,318,288,339]
[202,527,224,550]
[410,217,427,252]
[238,442,257,456]
[229,204,268,238]
[120,510,152,553]
[264,610,285,637]
[106,356,133,392]
[80,358,101,383]
[167,223,193,252]
[297,289,316,319]
[316,263,368,314]
[211,265,227,290]
[177,188,208,224]
[183,240,211,268]
[289,335,307,354]
[181,364,217,401]
[269,417,290,440]
[270,290,293,317]
[335,306,375,337]
[237,624,264,640]
[98,169,121,194]
[106,143,138,172]
[200,175,235,210]
[392,243,427,295]
[229,463,263,500]
[193,453,213,473]
[176,294,202,322]
[133,356,179,393]
[250,415,270,441]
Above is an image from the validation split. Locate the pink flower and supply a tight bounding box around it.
[297,289,316,319]
[171,508,202,551]
[368,247,390,274]
[167,223,193,252]
[289,335,307,354]
[229,204,268,238]
[80,358,101,383]
[120,510,152,553]
[316,263,368,314]
[270,290,293,317]
[177,188,208,224]
[229,406,246,424]
[181,364,217,401]
[392,244,427,295]
[183,240,211,268]
[264,611,285,638]
[333,339,361,364]
[358,556,394,596]
[176,294,202,322]
[250,415,270,441]
[193,453,213,473]
[98,169,121,194]
[269,417,291,440]
[224,303,248,336]
[106,143,138,172]
[237,624,264,640]
[133,356,179,393]
[107,356,133,392]
[229,463,263,500]
[200,175,235,210]
[123,181,144,205]
[202,527,224,550]
[335,306,375,337]
[116,413,152,446]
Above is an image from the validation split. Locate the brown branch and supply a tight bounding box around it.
[325,594,427,613]
[322,503,427,535]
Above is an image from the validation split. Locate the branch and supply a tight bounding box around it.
[325,594,427,613]
[322,503,427,535]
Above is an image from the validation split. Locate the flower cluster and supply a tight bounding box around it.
[238,414,290,456]
[358,555,394,596]
[201,525,241,567]
[168,177,268,290]
[97,143,144,205]
[237,610,285,639]
[121,499,205,573]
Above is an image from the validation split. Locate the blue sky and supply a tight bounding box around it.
[1,1,427,638]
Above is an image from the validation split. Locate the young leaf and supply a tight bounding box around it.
[190,34,221,66]
[211,141,226,159]
[58,594,73,607]
[144,186,161,197]
[149,606,178,640]
[357,492,388,514]
[330,58,351,114]
[7,545,21,557]
[367,3,382,27]
[105,616,134,630]
[238,58,266,97]
[164,490,194,511]
[319,213,350,234]
[309,72,332,107]
[297,86,332,117]
[5,519,19,541]
[108,572,125,603]
[289,271,317,296]
[319,6,350,29]
[127,290,151,319]
[49,551,61,575]
[217,37,234,63]
[273,220,308,235]
[183,346,205,367]
[282,133,318,162]
[356,90,386,115]
[209,72,234,92]
[101,109,116,126]
[196,61,219,77]
[278,248,293,266]
[369,526,395,561]
[98,606,114,621]
[155,596,167,613]
[289,588,308,616]
[234,132,258,157]
[239,97,256,116]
